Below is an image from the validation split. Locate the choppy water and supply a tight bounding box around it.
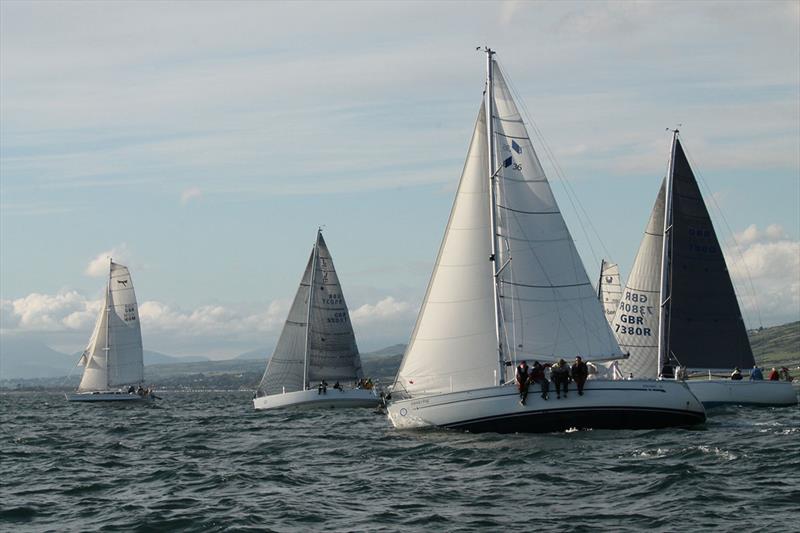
[1,391,798,532]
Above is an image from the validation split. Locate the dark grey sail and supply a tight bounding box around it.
[664,138,755,370]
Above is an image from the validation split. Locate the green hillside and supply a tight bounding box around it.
[749,321,800,368]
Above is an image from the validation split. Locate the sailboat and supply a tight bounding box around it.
[253,230,377,410]
[67,260,152,402]
[598,260,622,324]
[611,131,796,407]
[385,49,705,433]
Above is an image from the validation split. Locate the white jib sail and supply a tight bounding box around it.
[598,260,622,324]
[77,287,111,392]
[395,104,499,396]
[491,64,624,365]
[306,232,363,383]
[258,252,314,396]
[78,261,143,391]
[613,181,665,379]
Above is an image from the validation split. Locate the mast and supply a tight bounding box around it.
[105,257,112,389]
[597,259,605,299]
[657,130,678,378]
[303,230,320,390]
[483,47,505,385]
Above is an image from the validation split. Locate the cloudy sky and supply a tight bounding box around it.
[1,1,798,359]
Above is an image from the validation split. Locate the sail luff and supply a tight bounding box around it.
[303,236,319,390]
[105,259,111,388]
[484,48,505,385]
[657,131,679,375]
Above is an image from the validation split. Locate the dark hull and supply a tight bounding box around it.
[447,406,705,434]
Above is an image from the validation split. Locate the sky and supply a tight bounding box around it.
[1,1,798,360]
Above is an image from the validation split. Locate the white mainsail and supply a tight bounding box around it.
[77,261,144,392]
[395,60,623,397]
[613,182,665,379]
[491,66,622,366]
[257,231,362,396]
[306,233,363,383]
[598,260,623,324]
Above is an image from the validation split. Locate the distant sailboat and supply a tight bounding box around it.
[253,230,377,410]
[611,131,795,407]
[385,49,705,433]
[597,260,622,324]
[67,260,152,402]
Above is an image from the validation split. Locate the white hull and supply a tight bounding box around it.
[253,388,378,411]
[387,379,705,433]
[66,391,154,402]
[686,380,797,407]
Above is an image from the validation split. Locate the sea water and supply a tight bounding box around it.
[1,391,798,532]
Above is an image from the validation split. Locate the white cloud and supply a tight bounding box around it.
[2,290,102,332]
[726,225,800,326]
[180,187,202,205]
[350,296,415,325]
[85,244,131,277]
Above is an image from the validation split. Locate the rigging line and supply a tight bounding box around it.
[497,61,613,266]
[680,134,764,330]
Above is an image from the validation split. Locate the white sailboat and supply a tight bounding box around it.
[611,131,795,407]
[598,260,622,325]
[67,260,152,402]
[386,49,705,433]
[253,230,377,410]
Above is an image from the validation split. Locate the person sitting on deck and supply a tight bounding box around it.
[529,361,549,400]
[730,367,743,381]
[779,367,792,381]
[750,366,764,380]
[571,356,589,396]
[515,360,530,405]
[136,385,144,396]
[768,368,780,381]
[318,380,328,394]
[551,359,570,399]
[128,385,135,393]
[333,381,343,391]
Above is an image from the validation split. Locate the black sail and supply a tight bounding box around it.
[665,139,755,370]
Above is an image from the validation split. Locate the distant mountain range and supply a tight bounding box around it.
[0,337,208,380]
[2,322,796,385]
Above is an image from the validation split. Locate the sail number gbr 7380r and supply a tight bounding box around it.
[615,290,654,337]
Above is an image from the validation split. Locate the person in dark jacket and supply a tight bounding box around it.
[749,366,764,380]
[571,356,589,396]
[730,367,743,381]
[516,361,530,405]
[551,359,570,399]
[529,361,549,400]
